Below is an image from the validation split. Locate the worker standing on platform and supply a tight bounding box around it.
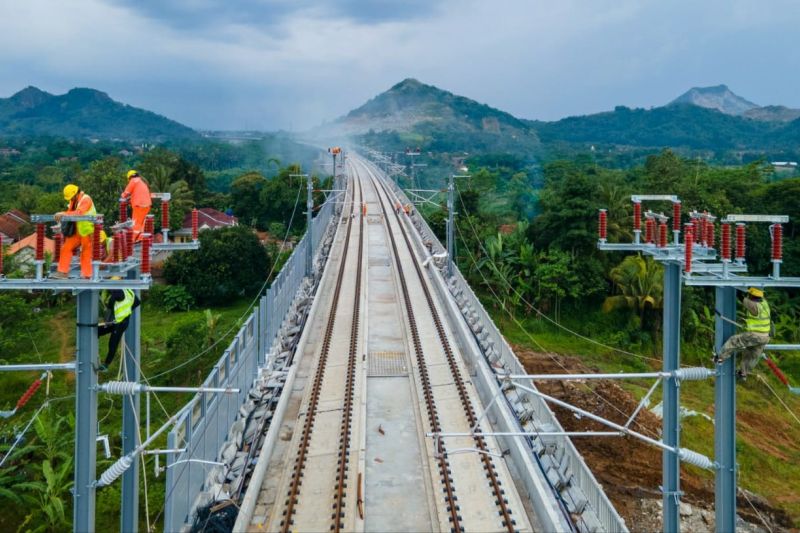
[96,280,140,372]
[52,184,96,279]
[713,287,772,380]
[121,170,151,241]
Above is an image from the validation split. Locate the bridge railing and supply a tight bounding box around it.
[163,196,335,532]
[375,161,626,532]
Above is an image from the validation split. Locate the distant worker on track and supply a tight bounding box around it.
[713,287,771,380]
[96,280,140,372]
[52,184,96,279]
[121,170,151,241]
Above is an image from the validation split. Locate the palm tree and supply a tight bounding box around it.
[603,254,663,326]
[599,182,633,242]
[146,163,173,194]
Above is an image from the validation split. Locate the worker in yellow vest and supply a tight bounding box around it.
[96,282,140,372]
[713,287,771,380]
[53,184,96,279]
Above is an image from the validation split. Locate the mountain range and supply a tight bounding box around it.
[2,81,800,159]
[0,86,197,141]
[334,79,800,158]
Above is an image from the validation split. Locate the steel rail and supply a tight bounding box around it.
[331,173,364,532]
[280,174,361,532]
[365,161,518,532]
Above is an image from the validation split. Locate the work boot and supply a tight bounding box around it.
[736,370,747,381]
[49,271,69,280]
[711,352,721,365]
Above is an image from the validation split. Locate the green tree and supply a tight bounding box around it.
[603,255,663,329]
[231,172,267,228]
[78,157,124,224]
[532,161,599,254]
[163,225,271,305]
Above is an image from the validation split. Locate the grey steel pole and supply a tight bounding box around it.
[714,286,737,533]
[121,280,141,532]
[662,262,681,533]
[447,174,455,278]
[74,289,99,533]
[306,175,313,276]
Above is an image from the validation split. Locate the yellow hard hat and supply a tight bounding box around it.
[110,276,122,281]
[748,287,764,298]
[100,230,108,242]
[63,184,79,201]
[127,170,139,179]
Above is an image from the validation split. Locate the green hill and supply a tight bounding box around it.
[530,104,781,150]
[331,78,541,155]
[0,86,198,141]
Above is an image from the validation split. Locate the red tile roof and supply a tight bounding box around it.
[5,210,29,224]
[0,216,24,241]
[180,208,238,230]
[7,233,55,256]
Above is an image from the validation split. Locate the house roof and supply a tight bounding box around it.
[0,215,25,240]
[180,208,238,230]
[7,233,55,255]
[5,210,29,224]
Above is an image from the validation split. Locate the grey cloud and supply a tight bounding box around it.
[106,0,443,32]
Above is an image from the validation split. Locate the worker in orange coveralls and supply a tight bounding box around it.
[121,170,151,241]
[52,184,96,279]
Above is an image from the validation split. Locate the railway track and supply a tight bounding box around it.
[259,161,531,532]
[279,175,364,532]
[359,160,522,533]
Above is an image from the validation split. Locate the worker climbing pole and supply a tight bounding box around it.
[598,201,800,533]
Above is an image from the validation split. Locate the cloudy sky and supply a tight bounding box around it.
[1,0,798,130]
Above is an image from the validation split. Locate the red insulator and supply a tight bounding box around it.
[736,224,746,261]
[646,218,656,243]
[119,198,128,223]
[125,228,134,259]
[598,210,608,240]
[705,220,715,248]
[721,223,731,260]
[633,202,641,231]
[658,222,668,248]
[92,217,103,262]
[114,231,124,263]
[684,224,694,273]
[191,208,199,241]
[16,379,42,410]
[693,217,704,245]
[672,202,681,231]
[765,357,790,386]
[772,223,783,261]
[145,214,154,235]
[0,240,3,275]
[35,223,45,261]
[161,199,170,230]
[141,234,152,275]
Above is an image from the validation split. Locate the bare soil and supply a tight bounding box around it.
[513,344,794,531]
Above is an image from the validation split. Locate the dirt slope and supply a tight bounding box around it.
[513,345,793,531]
